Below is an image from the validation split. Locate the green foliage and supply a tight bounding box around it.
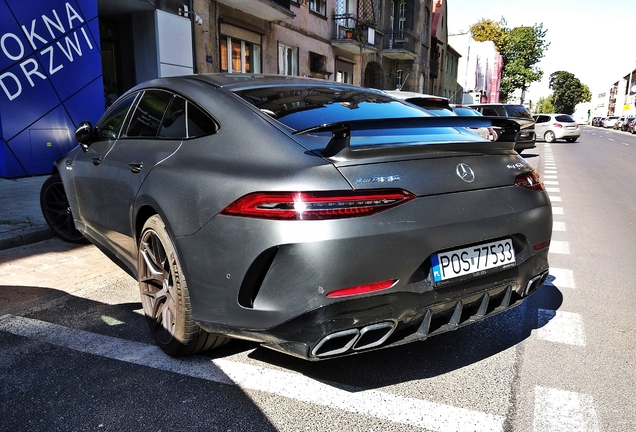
[535,95,555,113]
[469,19,549,102]
[549,71,592,114]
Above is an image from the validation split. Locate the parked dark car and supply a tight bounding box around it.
[41,74,552,360]
[629,118,636,134]
[621,117,635,131]
[468,103,536,153]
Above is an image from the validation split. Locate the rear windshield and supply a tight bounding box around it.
[503,105,532,119]
[232,86,429,131]
[555,115,575,123]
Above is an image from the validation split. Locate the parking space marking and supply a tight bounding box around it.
[549,240,569,254]
[534,386,599,432]
[0,315,505,432]
[537,309,586,346]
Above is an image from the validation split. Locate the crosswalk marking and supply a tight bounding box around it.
[552,207,564,215]
[553,221,566,232]
[549,240,570,254]
[546,268,576,289]
[534,386,599,432]
[537,309,586,346]
[0,315,505,432]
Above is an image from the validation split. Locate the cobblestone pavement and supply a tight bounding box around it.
[0,238,134,315]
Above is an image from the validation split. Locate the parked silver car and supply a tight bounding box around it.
[532,114,581,143]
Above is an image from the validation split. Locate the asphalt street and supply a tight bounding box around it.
[1,126,635,431]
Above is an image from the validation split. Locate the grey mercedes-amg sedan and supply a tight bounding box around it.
[40,74,552,360]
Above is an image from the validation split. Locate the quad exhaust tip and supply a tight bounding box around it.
[312,321,396,358]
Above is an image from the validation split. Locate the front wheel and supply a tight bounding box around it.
[565,137,577,143]
[40,174,87,243]
[544,131,556,143]
[138,215,229,356]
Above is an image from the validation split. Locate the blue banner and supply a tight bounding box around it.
[0,0,104,177]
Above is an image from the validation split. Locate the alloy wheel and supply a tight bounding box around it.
[139,228,177,344]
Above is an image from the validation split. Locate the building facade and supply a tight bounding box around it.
[1,0,459,178]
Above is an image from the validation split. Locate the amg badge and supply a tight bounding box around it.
[356,175,401,184]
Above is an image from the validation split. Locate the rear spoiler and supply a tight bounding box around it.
[293,116,530,158]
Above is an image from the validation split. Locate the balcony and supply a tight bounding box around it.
[332,14,378,55]
[381,31,417,60]
[215,0,294,21]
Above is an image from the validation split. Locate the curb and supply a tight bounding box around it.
[0,225,53,251]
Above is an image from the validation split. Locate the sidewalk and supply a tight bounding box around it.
[0,175,53,251]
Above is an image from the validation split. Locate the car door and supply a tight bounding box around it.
[534,115,550,139]
[96,90,186,265]
[71,92,140,236]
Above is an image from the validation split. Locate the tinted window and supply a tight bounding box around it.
[405,98,455,116]
[555,115,575,123]
[536,115,550,123]
[95,93,138,140]
[233,86,428,131]
[503,105,532,119]
[159,96,186,138]
[187,102,218,137]
[452,107,481,116]
[126,90,173,137]
[482,108,499,116]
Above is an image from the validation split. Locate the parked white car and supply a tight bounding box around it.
[532,114,581,143]
[603,116,620,128]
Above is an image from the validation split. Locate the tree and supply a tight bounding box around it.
[535,95,555,113]
[549,71,592,114]
[470,19,549,103]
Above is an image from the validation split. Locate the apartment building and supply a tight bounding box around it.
[1,0,460,178]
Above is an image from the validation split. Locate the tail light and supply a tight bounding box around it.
[220,189,415,220]
[327,279,397,298]
[515,170,545,191]
[553,123,563,128]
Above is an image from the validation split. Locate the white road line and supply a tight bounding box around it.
[544,180,559,185]
[549,196,562,202]
[552,207,564,215]
[537,309,586,346]
[549,240,570,254]
[552,221,566,232]
[534,386,599,432]
[546,268,576,289]
[0,315,505,432]
[545,170,558,175]
[546,187,560,194]
[544,175,558,179]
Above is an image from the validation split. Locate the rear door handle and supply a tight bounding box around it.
[128,161,143,174]
[91,156,102,165]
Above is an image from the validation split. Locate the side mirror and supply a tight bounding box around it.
[75,121,95,151]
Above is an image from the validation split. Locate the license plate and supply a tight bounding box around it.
[431,239,515,282]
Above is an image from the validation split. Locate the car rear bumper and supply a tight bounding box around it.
[175,187,552,359]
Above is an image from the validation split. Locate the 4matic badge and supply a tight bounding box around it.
[356,175,401,184]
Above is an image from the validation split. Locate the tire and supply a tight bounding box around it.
[544,131,556,143]
[138,215,229,356]
[40,174,88,243]
[565,138,577,143]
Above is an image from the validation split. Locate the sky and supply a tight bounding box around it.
[446,0,636,102]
